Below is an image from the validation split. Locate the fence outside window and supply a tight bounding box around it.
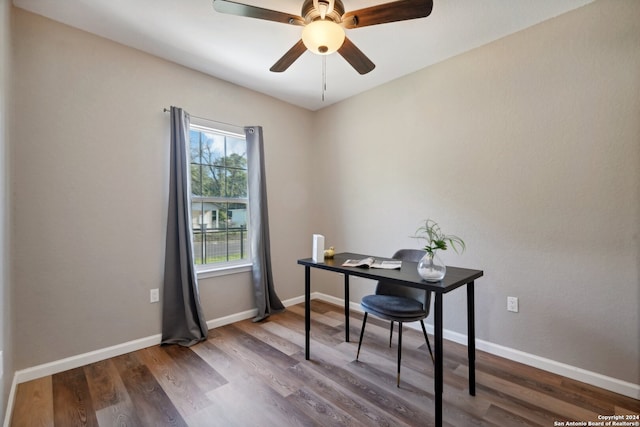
[192,226,248,264]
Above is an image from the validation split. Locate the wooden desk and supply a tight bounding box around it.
[298,252,483,427]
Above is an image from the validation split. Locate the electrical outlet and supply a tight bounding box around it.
[150,288,160,303]
[507,296,519,313]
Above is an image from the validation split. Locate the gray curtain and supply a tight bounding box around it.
[161,106,208,346]
[245,126,285,322]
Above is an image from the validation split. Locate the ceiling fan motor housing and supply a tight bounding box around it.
[302,0,345,23]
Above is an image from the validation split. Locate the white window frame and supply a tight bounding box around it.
[189,120,252,277]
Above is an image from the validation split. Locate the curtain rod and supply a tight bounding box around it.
[163,108,244,132]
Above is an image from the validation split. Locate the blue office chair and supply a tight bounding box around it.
[356,249,435,387]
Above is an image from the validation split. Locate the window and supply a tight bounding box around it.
[189,123,250,272]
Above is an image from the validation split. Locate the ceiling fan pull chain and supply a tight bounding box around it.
[322,55,327,102]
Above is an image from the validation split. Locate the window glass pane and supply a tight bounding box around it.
[225,168,247,198]
[189,130,201,164]
[191,201,204,265]
[191,201,203,230]
[216,203,230,230]
[224,202,249,262]
[201,133,225,166]
[191,165,202,196]
[226,137,247,169]
[202,166,226,197]
[201,202,219,230]
[208,228,228,263]
[227,202,247,228]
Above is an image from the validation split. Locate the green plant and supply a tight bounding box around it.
[413,219,466,256]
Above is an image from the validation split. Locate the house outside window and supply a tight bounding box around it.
[189,123,250,273]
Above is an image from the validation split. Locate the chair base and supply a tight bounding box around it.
[357,313,435,388]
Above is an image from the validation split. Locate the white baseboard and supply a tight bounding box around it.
[418,324,640,400]
[206,308,258,330]
[9,297,303,388]
[4,291,638,427]
[313,293,640,400]
[12,334,163,386]
[2,376,17,427]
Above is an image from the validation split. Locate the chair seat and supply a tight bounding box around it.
[361,294,426,320]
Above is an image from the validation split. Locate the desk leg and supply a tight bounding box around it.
[344,275,350,342]
[467,281,476,396]
[434,292,443,427]
[305,266,311,360]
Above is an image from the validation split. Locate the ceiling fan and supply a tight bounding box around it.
[212,0,434,75]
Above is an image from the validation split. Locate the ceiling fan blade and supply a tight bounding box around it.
[337,37,375,75]
[270,40,307,72]
[341,0,433,29]
[213,0,304,26]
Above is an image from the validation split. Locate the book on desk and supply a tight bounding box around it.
[341,257,402,269]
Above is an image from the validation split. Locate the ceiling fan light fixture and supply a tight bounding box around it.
[302,19,345,55]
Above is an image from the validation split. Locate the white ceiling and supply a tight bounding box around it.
[13,0,594,111]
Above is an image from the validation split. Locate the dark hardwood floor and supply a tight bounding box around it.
[10,301,640,426]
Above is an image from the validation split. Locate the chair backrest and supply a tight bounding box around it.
[375,249,432,313]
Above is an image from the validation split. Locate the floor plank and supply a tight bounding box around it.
[52,367,99,427]
[84,359,143,426]
[12,376,54,427]
[111,352,187,426]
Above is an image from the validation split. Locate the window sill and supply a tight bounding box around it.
[197,263,253,279]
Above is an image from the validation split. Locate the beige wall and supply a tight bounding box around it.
[0,0,12,419]
[313,0,640,384]
[6,0,639,404]
[10,8,315,370]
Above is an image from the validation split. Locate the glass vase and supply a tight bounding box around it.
[417,252,446,282]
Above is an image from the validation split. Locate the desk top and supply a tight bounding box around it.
[298,252,483,293]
